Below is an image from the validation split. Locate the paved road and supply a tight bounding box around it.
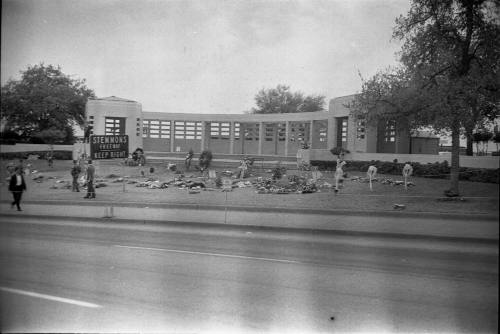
[0,217,498,333]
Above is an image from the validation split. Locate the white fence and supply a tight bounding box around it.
[310,149,499,169]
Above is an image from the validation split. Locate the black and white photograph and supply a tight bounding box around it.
[1,0,499,333]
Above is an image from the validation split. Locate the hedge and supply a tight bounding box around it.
[0,151,73,160]
[310,159,499,184]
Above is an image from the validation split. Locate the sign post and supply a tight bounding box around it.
[221,177,232,191]
[89,135,130,212]
[122,161,126,193]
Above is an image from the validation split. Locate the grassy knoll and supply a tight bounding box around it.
[1,159,498,215]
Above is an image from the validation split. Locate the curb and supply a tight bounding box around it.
[2,212,498,244]
[2,199,498,221]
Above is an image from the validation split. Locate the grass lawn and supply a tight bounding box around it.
[1,158,498,215]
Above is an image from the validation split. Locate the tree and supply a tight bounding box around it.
[480,130,493,154]
[493,131,500,152]
[351,0,500,195]
[199,150,213,171]
[33,127,68,154]
[0,129,21,144]
[1,63,95,143]
[251,85,325,114]
[471,131,483,154]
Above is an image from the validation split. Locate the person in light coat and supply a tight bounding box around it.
[83,160,96,199]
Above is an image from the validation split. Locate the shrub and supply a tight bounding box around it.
[0,130,21,145]
[310,159,499,183]
[493,132,500,152]
[215,175,222,188]
[271,165,286,180]
[329,147,350,156]
[199,150,213,170]
[29,137,46,144]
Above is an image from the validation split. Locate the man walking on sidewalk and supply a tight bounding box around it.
[83,160,96,199]
[9,167,26,211]
[71,160,82,192]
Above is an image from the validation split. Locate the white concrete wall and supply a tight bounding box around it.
[72,142,91,160]
[0,144,74,153]
[310,149,499,169]
[346,116,358,153]
[365,123,378,153]
[449,154,499,169]
[329,95,355,117]
[1,143,92,162]
[86,98,143,152]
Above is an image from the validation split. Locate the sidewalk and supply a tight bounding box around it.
[1,199,498,242]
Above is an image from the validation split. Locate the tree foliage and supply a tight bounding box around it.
[493,131,500,151]
[251,85,325,114]
[33,127,68,147]
[1,63,95,143]
[199,150,213,170]
[472,130,494,154]
[350,0,500,194]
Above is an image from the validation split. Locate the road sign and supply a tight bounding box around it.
[311,170,323,181]
[90,135,129,160]
[222,177,233,191]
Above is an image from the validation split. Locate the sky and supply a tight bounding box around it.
[1,0,411,114]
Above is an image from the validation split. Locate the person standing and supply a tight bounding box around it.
[76,147,82,164]
[334,160,347,192]
[296,149,303,169]
[185,148,194,170]
[9,167,26,211]
[46,152,54,168]
[238,157,248,179]
[71,160,82,192]
[83,160,96,199]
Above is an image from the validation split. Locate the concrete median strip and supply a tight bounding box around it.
[0,286,103,308]
[1,201,498,242]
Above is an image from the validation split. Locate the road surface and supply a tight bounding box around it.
[0,216,497,333]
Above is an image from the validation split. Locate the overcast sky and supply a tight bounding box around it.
[1,0,411,114]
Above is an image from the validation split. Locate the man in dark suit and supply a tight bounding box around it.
[9,167,27,211]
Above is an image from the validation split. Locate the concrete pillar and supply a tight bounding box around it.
[395,122,401,154]
[170,120,175,152]
[240,123,245,154]
[229,121,235,154]
[347,117,357,153]
[284,121,290,156]
[258,122,264,155]
[201,121,207,151]
[328,117,337,149]
[309,120,314,148]
[365,123,377,153]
